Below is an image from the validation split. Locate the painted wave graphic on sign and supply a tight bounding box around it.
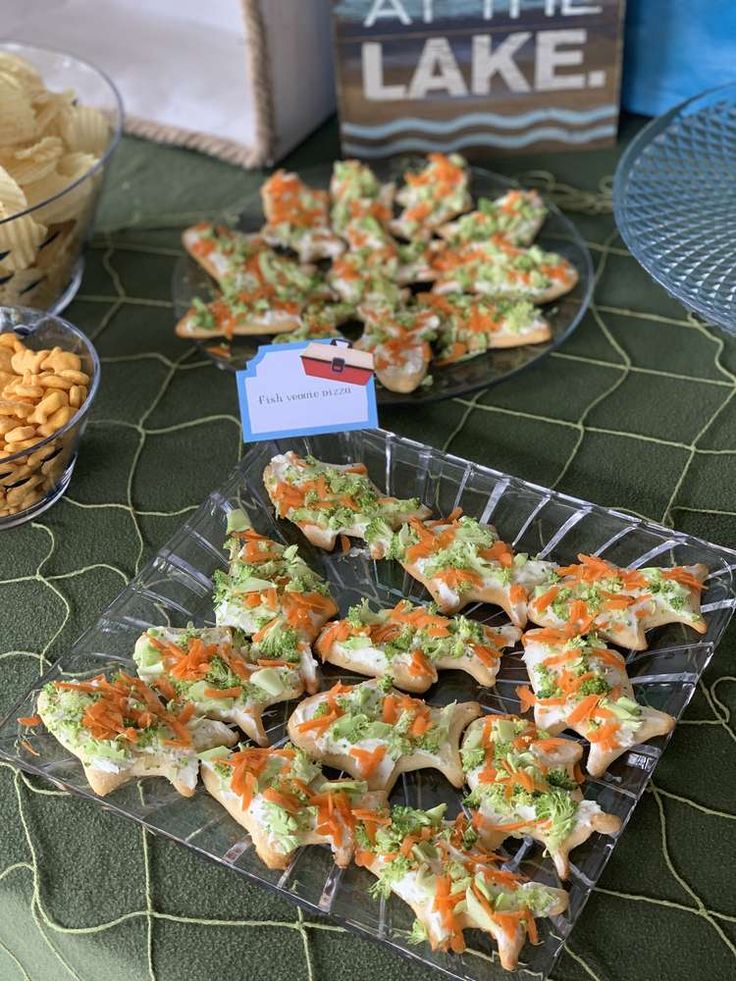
[342,124,617,155]
[341,105,619,138]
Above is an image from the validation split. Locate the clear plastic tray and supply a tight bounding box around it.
[1,428,734,980]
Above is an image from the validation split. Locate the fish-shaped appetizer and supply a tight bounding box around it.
[342,208,397,252]
[316,599,520,692]
[394,240,446,284]
[36,672,236,797]
[272,301,356,343]
[519,628,676,776]
[327,245,407,307]
[182,223,269,286]
[330,160,396,251]
[176,224,336,340]
[213,509,337,653]
[418,293,551,363]
[176,289,310,341]
[288,679,481,792]
[260,169,345,262]
[329,159,395,235]
[432,238,578,303]
[365,510,556,625]
[201,744,387,869]
[263,451,431,550]
[462,714,621,878]
[133,625,305,746]
[527,554,708,650]
[391,153,472,240]
[355,303,439,393]
[355,804,568,969]
[437,190,547,247]
[182,222,332,296]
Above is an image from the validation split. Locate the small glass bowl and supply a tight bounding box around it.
[0,41,123,314]
[0,307,100,529]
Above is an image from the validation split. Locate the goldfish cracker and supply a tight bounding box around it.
[68,384,87,409]
[44,404,74,430]
[57,368,89,385]
[37,372,73,390]
[41,347,82,373]
[4,378,43,400]
[0,332,91,516]
[0,399,32,418]
[3,424,36,443]
[10,348,48,375]
[2,436,37,452]
[0,333,21,351]
[30,389,67,423]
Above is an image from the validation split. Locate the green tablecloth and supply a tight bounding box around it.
[1,118,734,981]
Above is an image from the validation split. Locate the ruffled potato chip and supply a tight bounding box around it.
[0,71,37,146]
[0,257,74,308]
[0,164,47,270]
[22,160,96,227]
[34,220,77,271]
[0,263,47,304]
[0,52,111,307]
[0,209,48,271]
[0,53,45,95]
[58,105,109,156]
[32,88,75,136]
[59,150,98,180]
[0,163,27,214]
[0,136,64,185]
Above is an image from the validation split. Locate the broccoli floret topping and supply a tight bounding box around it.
[212,569,232,606]
[205,655,243,690]
[374,804,446,856]
[546,767,579,791]
[461,747,486,772]
[370,856,412,898]
[577,676,610,697]
[354,823,373,852]
[535,664,562,700]
[407,918,428,945]
[214,761,234,782]
[256,625,299,661]
[534,791,578,851]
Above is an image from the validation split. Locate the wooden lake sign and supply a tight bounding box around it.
[331,0,626,157]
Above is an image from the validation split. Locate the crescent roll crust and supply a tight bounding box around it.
[287,679,480,793]
[462,714,621,878]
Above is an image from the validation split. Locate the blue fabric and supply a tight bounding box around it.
[622,0,736,116]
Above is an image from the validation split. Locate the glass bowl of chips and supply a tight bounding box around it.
[0,306,100,528]
[0,42,123,313]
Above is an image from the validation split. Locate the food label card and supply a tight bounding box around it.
[236,339,378,442]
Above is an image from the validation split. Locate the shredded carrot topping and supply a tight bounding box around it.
[516,685,537,713]
[52,673,192,748]
[348,745,387,779]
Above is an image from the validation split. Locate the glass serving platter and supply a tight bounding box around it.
[171,164,593,406]
[1,428,733,981]
[614,82,736,333]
